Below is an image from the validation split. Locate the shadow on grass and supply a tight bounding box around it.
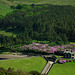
[0,28,21,37]
[0,28,22,34]
[5,29,21,34]
[0,58,8,60]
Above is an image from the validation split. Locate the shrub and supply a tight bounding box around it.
[0,67,44,75]
[69,60,72,62]
[73,59,75,62]
[54,51,64,55]
[49,42,57,46]
[0,67,28,75]
[58,58,72,64]
[66,60,69,62]
[30,71,41,75]
[7,0,14,2]
[66,60,72,62]
[58,58,66,64]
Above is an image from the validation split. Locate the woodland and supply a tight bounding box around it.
[0,4,75,48]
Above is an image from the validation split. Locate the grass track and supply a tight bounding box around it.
[0,57,46,72]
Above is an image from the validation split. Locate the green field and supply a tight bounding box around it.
[0,0,13,16]
[0,0,75,15]
[0,57,46,72]
[0,56,75,75]
[49,55,75,75]
[49,62,75,75]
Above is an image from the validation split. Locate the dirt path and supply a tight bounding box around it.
[0,54,37,60]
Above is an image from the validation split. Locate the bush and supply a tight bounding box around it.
[30,71,41,75]
[73,59,75,62]
[58,58,72,64]
[58,60,66,64]
[0,67,44,75]
[7,0,14,2]
[54,51,64,55]
[49,42,57,46]
[66,60,72,62]
[58,58,66,64]
[0,67,29,75]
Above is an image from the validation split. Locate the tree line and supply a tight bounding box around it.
[0,4,75,47]
[0,34,32,48]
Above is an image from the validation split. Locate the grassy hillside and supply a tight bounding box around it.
[0,0,12,16]
[0,0,75,15]
[5,0,75,5]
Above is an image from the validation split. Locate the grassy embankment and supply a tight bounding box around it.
[0,56,46,72]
